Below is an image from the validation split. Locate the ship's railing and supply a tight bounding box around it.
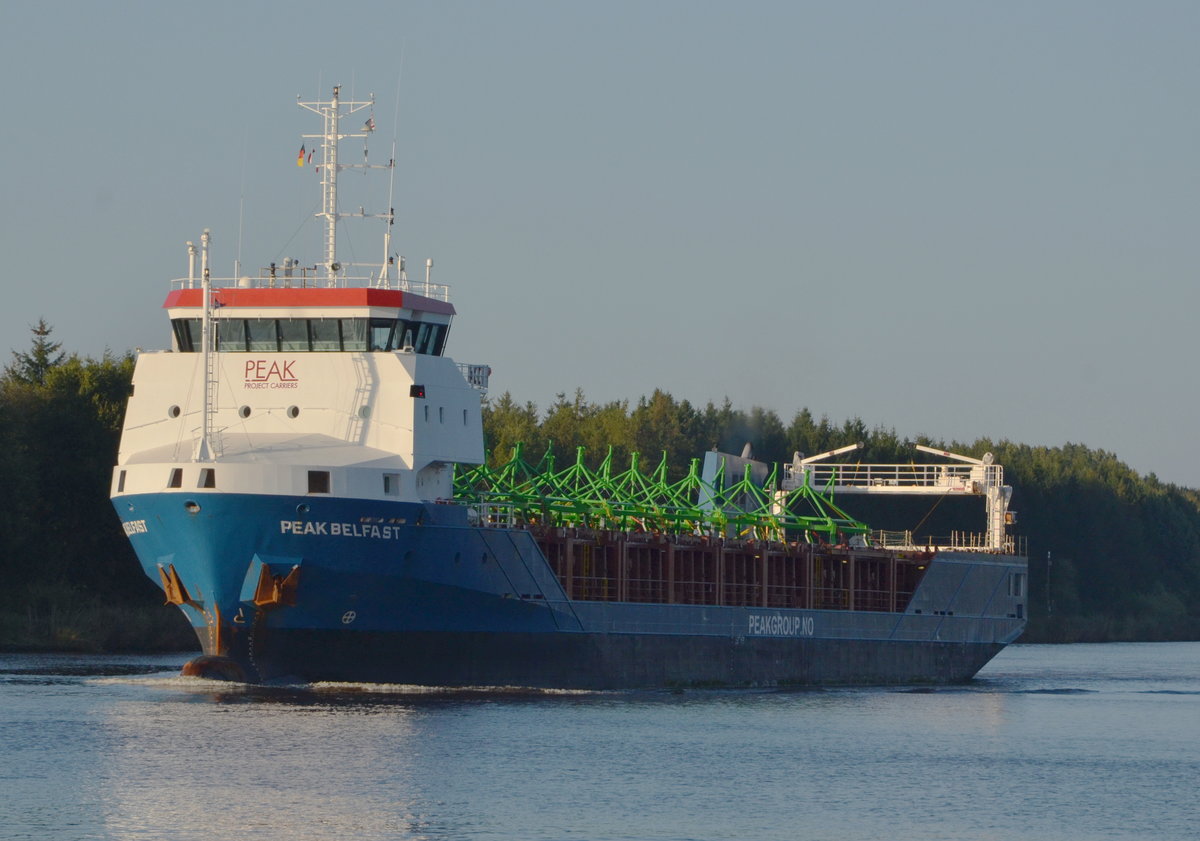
[873,529,1026,556]
[171,271,451,302]
[813,586,849,610]
[784,462,1002,492]
[458,364,490,394]
[470,504,517,528]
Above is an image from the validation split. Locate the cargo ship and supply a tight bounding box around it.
[110,87,1027,687]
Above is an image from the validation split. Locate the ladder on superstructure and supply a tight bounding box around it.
[194,231,220,462]
[344,352,373,443]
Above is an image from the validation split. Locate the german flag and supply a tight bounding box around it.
[297,145,306,167]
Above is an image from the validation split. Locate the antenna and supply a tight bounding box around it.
[378,70,404,288]
[235,132,247,279]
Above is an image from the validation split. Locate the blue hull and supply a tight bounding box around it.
[115,492,1024,687]
[252,630,1005,688]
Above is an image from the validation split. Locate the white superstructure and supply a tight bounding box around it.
[112,87,488,505]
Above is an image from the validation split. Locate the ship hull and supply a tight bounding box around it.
[115,491,1025,688]
[253,629,1006,688]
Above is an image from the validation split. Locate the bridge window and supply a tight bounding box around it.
[247,319,279,352]
[341,319,368,352]
[173,319,200,352]
[310,319,341,351]
[218,319,246,351]
[370,319,397,351]
[279,319,309,352]
[170,317,450,355]
[412,322,447,355]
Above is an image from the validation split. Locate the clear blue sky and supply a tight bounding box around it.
[3,1,1198,485]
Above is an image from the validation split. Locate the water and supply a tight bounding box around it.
[1,643,1196,841]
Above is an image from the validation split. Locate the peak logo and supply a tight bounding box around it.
[244,360,299,389]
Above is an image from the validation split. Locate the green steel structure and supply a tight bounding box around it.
[453,444,869,543]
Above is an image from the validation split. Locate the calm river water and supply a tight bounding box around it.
[1,642,1197,841]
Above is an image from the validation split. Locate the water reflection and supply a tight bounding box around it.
[4,646,1199,841]
[94,677,442,840]
[151,677,615,710]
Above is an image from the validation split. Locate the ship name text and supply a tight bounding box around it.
[747,613,814,637]
[280,520,403,540]
[122,519,149,536]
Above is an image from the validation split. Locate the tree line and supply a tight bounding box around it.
[0,322,192,650]
[1,325,1196,650]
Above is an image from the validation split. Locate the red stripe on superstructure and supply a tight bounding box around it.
[163,287,455,315]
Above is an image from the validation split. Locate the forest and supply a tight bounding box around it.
[2,324,1198,651]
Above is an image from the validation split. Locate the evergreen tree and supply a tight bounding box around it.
[482,392,542,466]
[5,319,65,386]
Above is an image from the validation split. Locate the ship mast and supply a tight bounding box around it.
[297,86,378,285]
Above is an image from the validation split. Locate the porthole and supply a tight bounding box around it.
[239,405,251,419]
[184,500,201,514]
[296,503,310,514]
[358,405,371,419]
[287,405,300,419]
[168,405,181,418]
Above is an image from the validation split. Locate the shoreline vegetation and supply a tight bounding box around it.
[3,325,1198,653]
